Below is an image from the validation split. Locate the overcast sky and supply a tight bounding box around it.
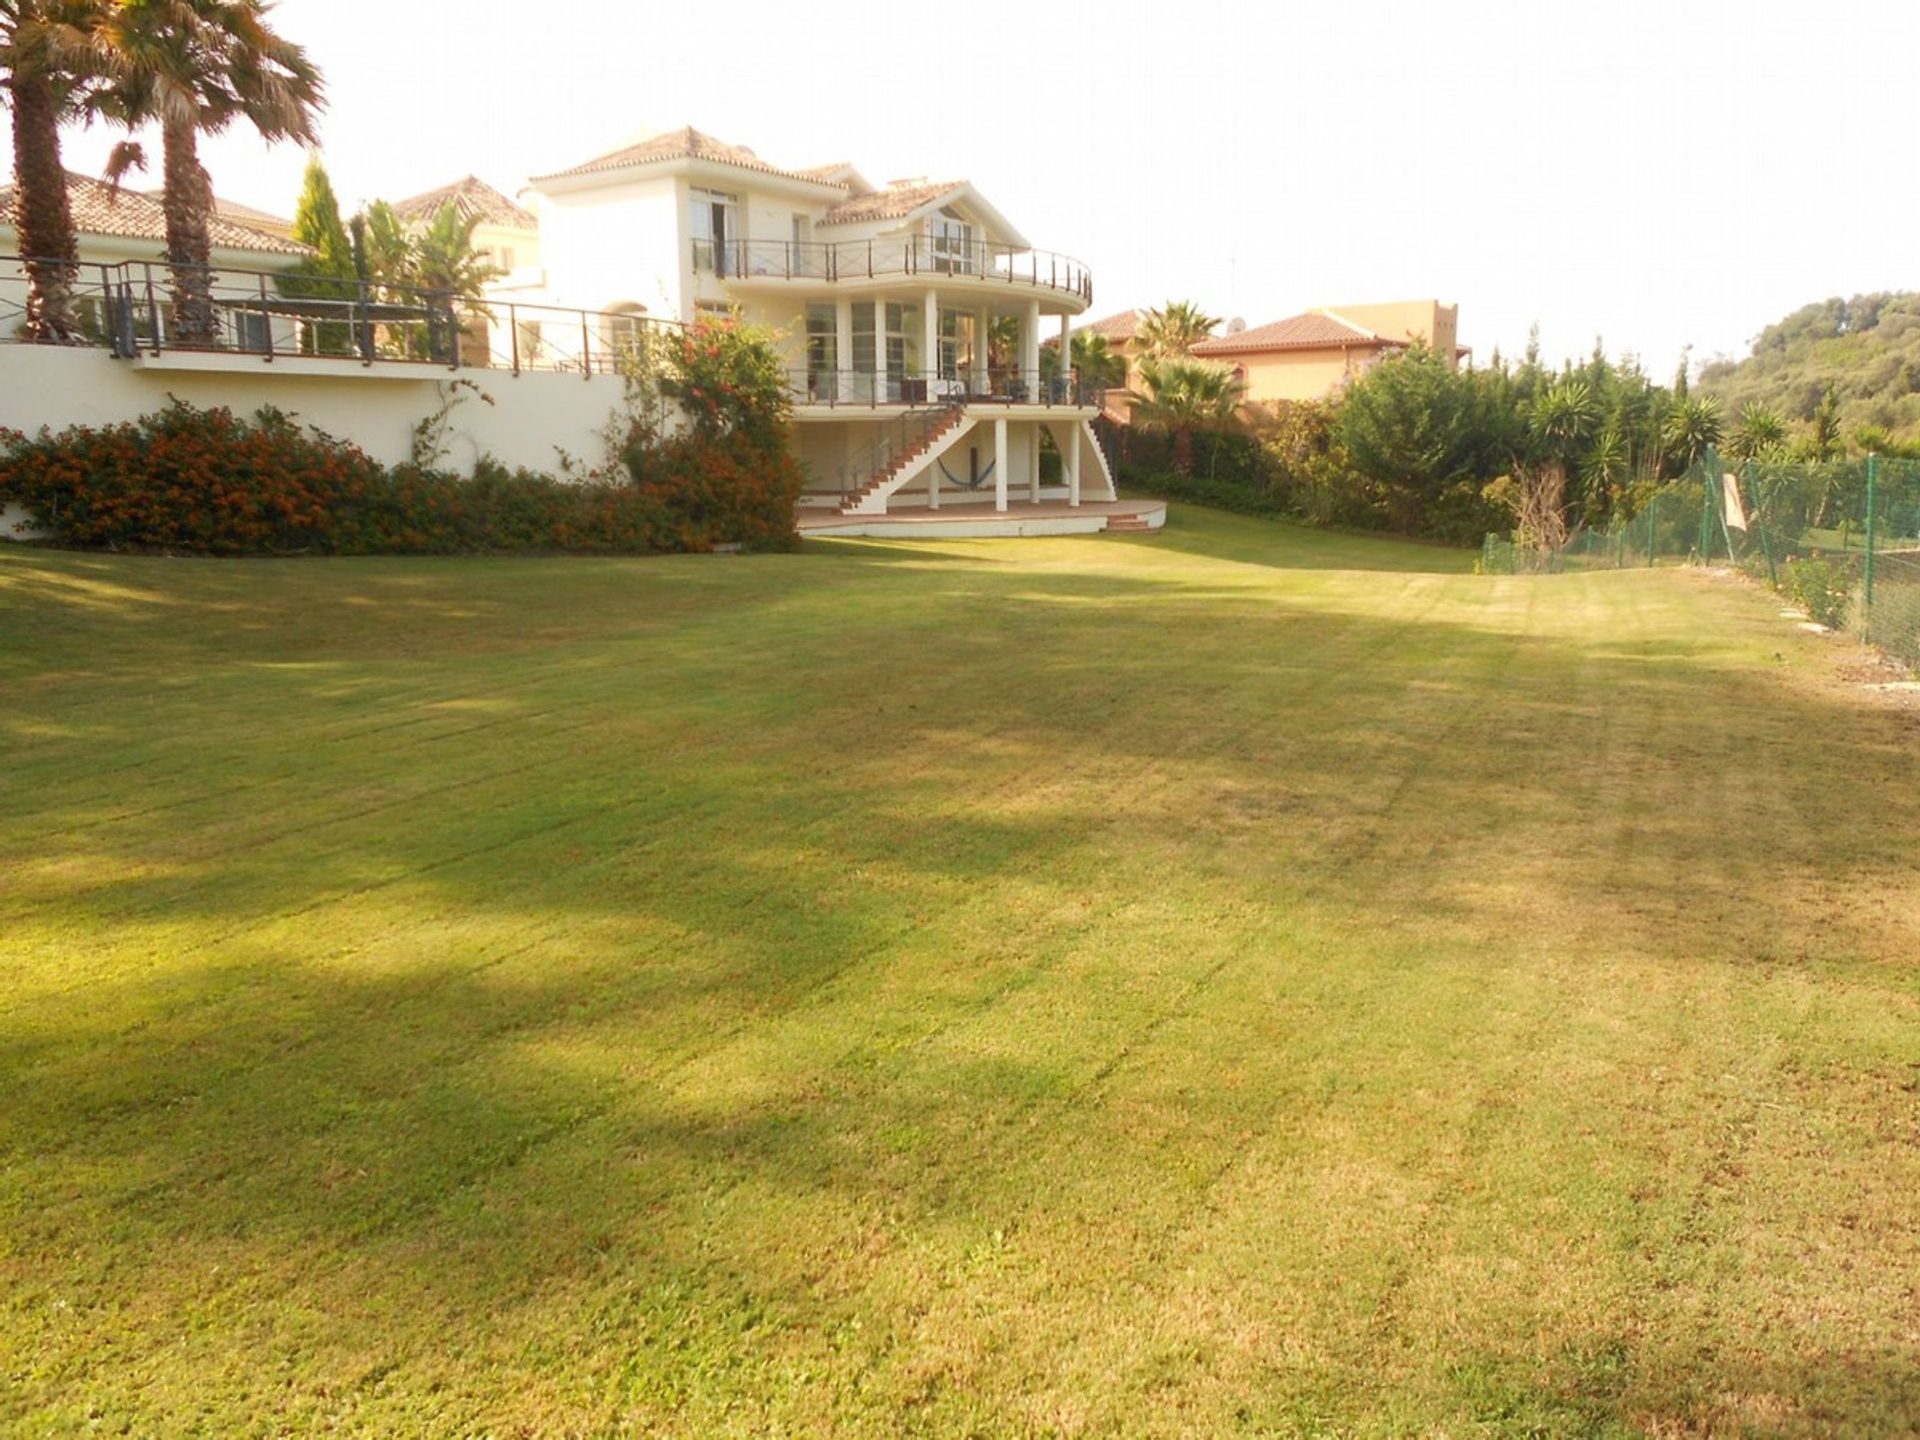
[24,0,1918,374]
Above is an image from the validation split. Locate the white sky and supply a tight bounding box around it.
[24,0,1919,375]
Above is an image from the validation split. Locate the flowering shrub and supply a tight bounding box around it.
[0,373,805,556]
[625,312,806,551]
[626,433,805,553]
[0,402,384,554]
[656,313,794,455]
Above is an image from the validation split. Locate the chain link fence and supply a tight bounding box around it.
[1482,450,1920,667]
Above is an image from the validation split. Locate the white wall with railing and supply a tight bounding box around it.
[0,344,639,476]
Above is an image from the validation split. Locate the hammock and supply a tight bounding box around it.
[939,456,995,490]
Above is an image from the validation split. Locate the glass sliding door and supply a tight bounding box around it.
[851,302,876,403]
[805,302,837,402]
[689,187,739,275]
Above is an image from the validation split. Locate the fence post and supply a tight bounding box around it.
[1864,452,1879,626]
[1697,446,1717,563]
[1748,461,1778,588]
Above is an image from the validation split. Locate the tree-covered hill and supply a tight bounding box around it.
[1700,293,1920,450]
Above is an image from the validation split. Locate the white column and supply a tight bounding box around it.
[994,416,1008,513]
[1023,299,1041,392]
[835,297,853,401]
[1059,312,1072,397]
[1029,422,1041,504]
[1068,422,1081,507]
[929,453,941,510]
[922,288,937,395]
[974,306,991,395]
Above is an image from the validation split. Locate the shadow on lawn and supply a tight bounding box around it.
[5,545,1920,1429]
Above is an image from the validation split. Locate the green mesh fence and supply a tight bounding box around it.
[1481,450,1920,667]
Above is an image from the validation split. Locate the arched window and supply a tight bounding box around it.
[603,302,649,356]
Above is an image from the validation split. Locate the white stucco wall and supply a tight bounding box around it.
[527,175,685,317]
[0,344,642,476]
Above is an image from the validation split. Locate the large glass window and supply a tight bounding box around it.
[805,302,837,400]
[852,302,877,401]
[937,309,969,380]
[689,187,739,274]
[883,302,924,399]
[930,207,976,274]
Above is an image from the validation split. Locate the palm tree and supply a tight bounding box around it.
[1130,356,1245,475]
[1071,331,1126,389]
[2,0,100,340]
[1040,330,1127,391]
[1133,300,1219,360]
[409,200,498,303]
[95,0,323,345]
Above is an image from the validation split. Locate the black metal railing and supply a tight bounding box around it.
[693,234,1092,302]
[0,254,684,379]
[788,365,1102,410]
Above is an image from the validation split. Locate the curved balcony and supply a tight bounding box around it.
[695,236,1092,304]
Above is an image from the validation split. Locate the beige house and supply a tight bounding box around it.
[389,175,542,291]
[1192,300,1461,405]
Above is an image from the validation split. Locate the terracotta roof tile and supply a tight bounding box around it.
[1192,311,1398,355]
[816,178,964,227]
[1075,309,1143,342]
[535,126,844,188]
[1,171,312,257]
[390,175,535,229]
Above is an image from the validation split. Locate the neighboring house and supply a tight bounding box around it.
[143,189,297,242]
[1191,299,1462,405]
[1,170,312,350]
[510,125,1112,517]
[389,175,542,292]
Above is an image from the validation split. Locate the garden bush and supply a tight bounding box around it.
[1783,551,1852,628]
[0,316,809,558]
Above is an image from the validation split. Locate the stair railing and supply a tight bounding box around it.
[836,401,963,505]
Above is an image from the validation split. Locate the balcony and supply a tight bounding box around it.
[2,254,680,379]
[693,235,1092,304]
[786,366,1103,411]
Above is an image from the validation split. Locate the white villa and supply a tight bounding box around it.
[489,127,1130,528]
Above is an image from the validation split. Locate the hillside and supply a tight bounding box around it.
[1700,291,1920,442]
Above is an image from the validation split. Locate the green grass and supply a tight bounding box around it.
[4,508,1918,1437]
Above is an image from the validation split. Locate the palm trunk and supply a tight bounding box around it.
[160,112,219,346]
[1172,426,1193,477]
[8,71,80,342]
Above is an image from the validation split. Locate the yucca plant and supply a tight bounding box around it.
[1661,394,1723,471]
[1728,401,1788,460]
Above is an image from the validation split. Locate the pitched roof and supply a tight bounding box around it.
[1075,309,1144,342]
[534,126,843,188]
[1191,310,1401,356]
[390,175,536,229]
[817,178,965,226]
[138,189,294,234]
[0,171,312,257]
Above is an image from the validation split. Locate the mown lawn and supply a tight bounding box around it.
[3,510,1917,1437]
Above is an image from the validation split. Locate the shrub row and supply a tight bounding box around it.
[0,400,804,556]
